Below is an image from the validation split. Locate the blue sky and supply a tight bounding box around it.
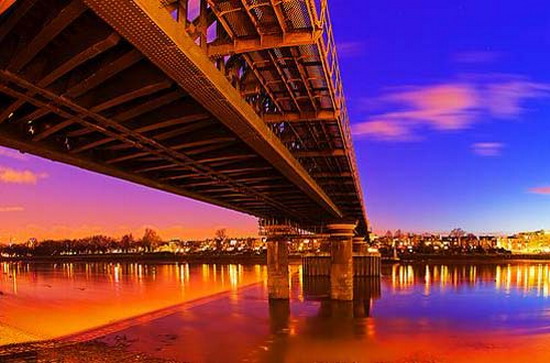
[332,0,550,234]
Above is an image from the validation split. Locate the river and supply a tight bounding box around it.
[2,261,550,362]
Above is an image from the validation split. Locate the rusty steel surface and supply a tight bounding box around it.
[0,0,369,235]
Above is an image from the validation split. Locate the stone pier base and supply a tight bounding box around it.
[327,221,357,301]
[330,238,354,300]
[267,234,289,300]
[353,236,369,254]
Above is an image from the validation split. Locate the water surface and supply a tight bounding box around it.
[0,262,266,345]
[3,262,550,362]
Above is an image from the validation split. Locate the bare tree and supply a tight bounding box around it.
[450,228,466,249]
[120,234,135,253]
[141,228,163,252]
[450,228,466,238]
[215,228,227,251]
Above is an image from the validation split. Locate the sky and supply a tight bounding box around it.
[333,0,550,235]
[1,0,550,241]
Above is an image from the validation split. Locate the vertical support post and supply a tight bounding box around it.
[327,220,356,301]
[199,0,208,49]
[353,236,367,254]
[177,0,187,28]
[266,224,290,300]
[317,233,330,253]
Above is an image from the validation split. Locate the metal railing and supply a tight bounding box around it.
[158,0,368,229]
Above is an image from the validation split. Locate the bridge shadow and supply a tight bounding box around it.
[263,277,382,362]
[302,276,382,319]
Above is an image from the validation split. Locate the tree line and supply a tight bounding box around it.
[0,228,163,257]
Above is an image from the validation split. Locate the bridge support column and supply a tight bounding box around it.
[266,225,290,300]
[353,236,368,254]
[318,233,331,253]
[327,220,357,301]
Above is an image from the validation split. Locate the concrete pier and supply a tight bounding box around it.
[327,221,356,301]
[353,236,368,254]
[318,233,331,253]
[266,225,290,300]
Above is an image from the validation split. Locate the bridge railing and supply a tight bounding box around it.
[313,0,367,226]
[159,0,368,229]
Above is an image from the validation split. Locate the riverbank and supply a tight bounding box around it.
[0,325,40,347]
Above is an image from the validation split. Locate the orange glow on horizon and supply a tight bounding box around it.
[0,223,258,244]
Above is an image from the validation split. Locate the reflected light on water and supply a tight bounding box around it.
[0,262,266,345]
[229,264,238,288]
[4,262,550,362]
[389,263,550,297]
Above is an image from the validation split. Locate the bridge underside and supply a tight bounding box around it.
[0,0,368,235]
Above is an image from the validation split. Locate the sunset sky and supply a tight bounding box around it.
[1,0,550,242]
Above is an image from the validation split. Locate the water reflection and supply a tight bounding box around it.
[252,276,384,362]
[4,262,550,362]
[0,262,266,345]
[302,276,381,318]
[256,263,550,362]
[388,263,550,297]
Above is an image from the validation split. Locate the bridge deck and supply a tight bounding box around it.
[0,0,368,235]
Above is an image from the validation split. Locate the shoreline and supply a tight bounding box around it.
[0,325,40,347]
[0,282,263,356]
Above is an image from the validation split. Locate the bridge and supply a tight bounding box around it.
[0,0,375,300]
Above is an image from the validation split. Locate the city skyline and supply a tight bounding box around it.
[2,0,550,241]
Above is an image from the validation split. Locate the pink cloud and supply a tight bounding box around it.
[353,120,412,140]
[354,84,479,140]
[484,81,550,118]
[0,166,48,184]
[384,84,479,130]
[354,75,550,141]
[0,206,24,213]
[390,84,478,112]
[471,142,504,156]
[529,187,550,195]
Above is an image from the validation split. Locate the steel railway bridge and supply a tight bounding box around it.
[0,0,375,300]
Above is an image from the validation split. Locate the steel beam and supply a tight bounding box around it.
[83,0,342,219]
[8,0,87,72]
[294,149,346,158]
[0,130,258,217]
[264,111,338,123]
[0,73,312,222]
[207,31,322,57]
